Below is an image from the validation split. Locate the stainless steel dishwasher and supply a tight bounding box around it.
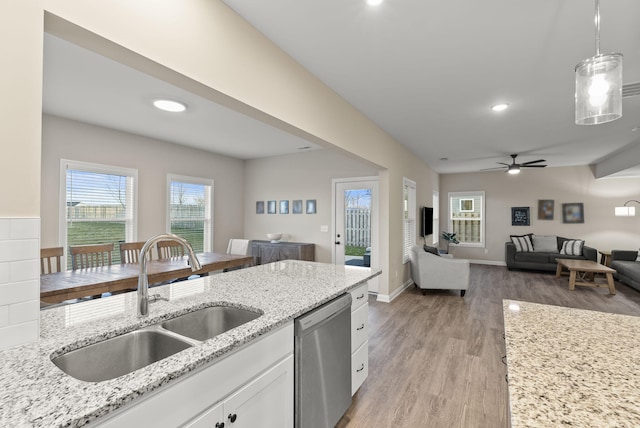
[295,293,352,428]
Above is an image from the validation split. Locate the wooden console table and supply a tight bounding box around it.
[251,240,315,265]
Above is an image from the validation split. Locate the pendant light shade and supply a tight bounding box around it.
[575,0,623,125]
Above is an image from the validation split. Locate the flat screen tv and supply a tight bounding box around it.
[421,206,433,237]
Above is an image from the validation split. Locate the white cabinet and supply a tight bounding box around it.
[94,323,293,428]
[186,355,293,428]
[349,282,369,395]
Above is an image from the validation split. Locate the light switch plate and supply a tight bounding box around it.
[320,225,329,232]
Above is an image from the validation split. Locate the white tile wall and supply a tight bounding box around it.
[0,218,39,351]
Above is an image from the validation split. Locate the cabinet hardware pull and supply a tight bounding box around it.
[228,413,237,423]
[356,324,365,330]
[356,363,365,372]
[215,423,225,428]
[356,294,365,300]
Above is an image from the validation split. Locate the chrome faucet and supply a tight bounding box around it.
[137,233,202,317]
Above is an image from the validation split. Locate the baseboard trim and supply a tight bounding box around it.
[376,279,413,303]
[470,260,506,266]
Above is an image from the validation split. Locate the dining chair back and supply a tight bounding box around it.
[226,239,251,256]
[40,247,64,275]
[69,243,114,270]
[119,241,148,264]
[157,240,185,259]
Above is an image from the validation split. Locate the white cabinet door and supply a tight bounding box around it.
[183,401,224,428]
[351,302,368,353]
[223,355,293,428]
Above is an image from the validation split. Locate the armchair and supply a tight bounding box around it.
[409,245,469,297]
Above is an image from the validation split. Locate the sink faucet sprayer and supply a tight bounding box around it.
[137,233,202,317]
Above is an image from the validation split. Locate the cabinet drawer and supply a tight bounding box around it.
[351,340,368,396]
[351,303,368,352]
[350,283,368,310]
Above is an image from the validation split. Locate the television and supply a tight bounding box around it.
[421,206,433,237]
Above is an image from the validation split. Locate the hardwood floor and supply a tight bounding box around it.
[337,264,640,428]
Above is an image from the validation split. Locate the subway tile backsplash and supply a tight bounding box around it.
[0,218,39,351]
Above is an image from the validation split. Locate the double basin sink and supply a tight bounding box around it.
[52,306,262,382]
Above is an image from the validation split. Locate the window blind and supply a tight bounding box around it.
[169,177,212,253]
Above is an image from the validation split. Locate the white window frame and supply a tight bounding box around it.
[166,174,213,252]
[432,190,439,246]
[59,159,138,269]
[403,178,417,263]
[448,190,485,247]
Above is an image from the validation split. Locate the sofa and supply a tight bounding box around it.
[610,250,640,291]
[505,235,597,272]
[409,245,469,296]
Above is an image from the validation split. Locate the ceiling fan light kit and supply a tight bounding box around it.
[575,0,623,125]
[483,154,547,174]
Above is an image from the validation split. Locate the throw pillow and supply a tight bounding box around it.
[532,235,558,253]
[636,249,640,262]
[560,239,585,256]
[511,235,533,252]
[423,245,440,256]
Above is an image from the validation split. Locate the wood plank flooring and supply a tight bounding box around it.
[337,264,640,428]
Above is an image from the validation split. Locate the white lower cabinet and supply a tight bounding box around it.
[94,323,293,428]
[350,282,369,395]
[186,355,293,428]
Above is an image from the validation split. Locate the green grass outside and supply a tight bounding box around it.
[66,221,204,268]
[345,245,367,256]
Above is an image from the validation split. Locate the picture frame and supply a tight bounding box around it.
[562,203,584,224]
[267,200,277,214]
[306,199,317,214]
[460,198,474,212]
[292,200,303,214]
[538,199,554,220]
[279,200,289,214]
[511,207,530,226]
[256,201,264,214]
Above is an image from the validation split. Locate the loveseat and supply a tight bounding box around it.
[610,250,640,291]
[505,235,597,272]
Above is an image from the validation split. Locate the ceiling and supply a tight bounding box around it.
[44,0,640,176]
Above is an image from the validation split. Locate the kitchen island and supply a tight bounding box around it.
[503,300,640,427]
[0,260,380,427]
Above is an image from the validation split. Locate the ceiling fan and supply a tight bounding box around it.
[484,154,547,174]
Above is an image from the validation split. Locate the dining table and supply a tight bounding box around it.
[40,252,254,304]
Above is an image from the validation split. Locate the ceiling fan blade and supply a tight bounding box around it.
[496,162,510,166]
[521,164,547,168]
[480,167,506,171]
[520,159,546,166]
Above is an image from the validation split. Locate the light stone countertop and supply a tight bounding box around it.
[503,300,640,427]
[0,260,380,428]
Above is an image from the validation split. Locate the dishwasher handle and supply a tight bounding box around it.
[295,294,352,333]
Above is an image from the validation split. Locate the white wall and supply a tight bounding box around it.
[41,115,245,253]
[244,150,380,263]
[440,166,640,262]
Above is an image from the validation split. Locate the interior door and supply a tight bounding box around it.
[333,178,379,293]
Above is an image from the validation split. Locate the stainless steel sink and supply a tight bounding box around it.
[161,306,261,341]
[51,327,193,382]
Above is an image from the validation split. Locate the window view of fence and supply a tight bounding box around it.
[449,192,483,245]
[65,165,135,269]
[344,189,372,256]
[169,178,212,253]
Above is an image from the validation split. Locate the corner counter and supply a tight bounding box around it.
[503,300,640,427]
[0,261,380,427]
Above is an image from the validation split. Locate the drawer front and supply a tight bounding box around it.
[350,283,368,310]
[351,303,368,352]
[351,340,368,396]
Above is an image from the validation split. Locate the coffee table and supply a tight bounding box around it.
[555,259,616,294]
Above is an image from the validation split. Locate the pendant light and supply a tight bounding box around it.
[575,0,623,125]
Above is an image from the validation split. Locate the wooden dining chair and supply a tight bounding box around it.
[69,243,114,270]
[157,240,185,259]
[119,241,148,264]
[40,247,64,275]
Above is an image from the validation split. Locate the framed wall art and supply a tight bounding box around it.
[279,200,289,214]
[267,200,277,214]
[538,199,554,220]
[256,201,264,214]
[292,200,303,214]
[306,199,317,214]
[511,207,530,226]
[562,203,584,224]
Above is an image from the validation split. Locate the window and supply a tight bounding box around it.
[61,160,137,269]
[432,190,439,245]
[402,178,416,262]
[167,175,213,253]
[448,191,485,246]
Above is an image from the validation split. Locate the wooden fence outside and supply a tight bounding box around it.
[345,208,371,248]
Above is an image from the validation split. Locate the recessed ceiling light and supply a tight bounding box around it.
[367,0,383,6]
[491,103,509,112]
[153,99,187,113]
